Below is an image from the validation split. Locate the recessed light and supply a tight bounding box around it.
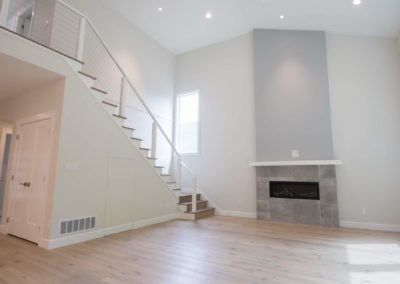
[353,0,362,5]
[280,14,285,20]
[158,7,163,12]
[205,12,213,19]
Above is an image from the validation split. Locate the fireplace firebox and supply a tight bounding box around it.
[270,181,320,200]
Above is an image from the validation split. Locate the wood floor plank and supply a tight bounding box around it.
[0,216,399,284]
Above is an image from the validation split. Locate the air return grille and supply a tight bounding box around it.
[60,216,96,235]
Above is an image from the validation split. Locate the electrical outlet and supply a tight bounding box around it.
[361,209,367,216]
[292,149,300,158]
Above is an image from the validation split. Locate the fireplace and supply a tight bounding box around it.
[270,181,320,200]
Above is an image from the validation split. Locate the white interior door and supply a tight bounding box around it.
[8,117,52,244]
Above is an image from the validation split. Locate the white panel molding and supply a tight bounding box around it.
[42,229,104,250]
[340,221,400,233]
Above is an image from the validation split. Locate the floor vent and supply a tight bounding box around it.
[60,216,96,236]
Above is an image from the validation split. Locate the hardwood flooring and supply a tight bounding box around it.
[0,216,400,284]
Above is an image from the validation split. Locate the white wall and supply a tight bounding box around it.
[175,33,256,217]
[326,34,400,229]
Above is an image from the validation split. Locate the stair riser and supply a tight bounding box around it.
[79,75,95,88]
[179,201,208,212]
[102,104,117,115]
[112,116,125,126]
[167,183,179,190]
[161,175,173,182]
[91,91,107,102]
[131,139,142,147]
[194,208,215,220]
[147,159,156,167]
[179,194,201,204]
[122,128,133,137]
[138,149,150,157]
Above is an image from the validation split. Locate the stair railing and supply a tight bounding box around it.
[0,0,198,212]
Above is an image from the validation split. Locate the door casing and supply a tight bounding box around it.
[4,112,55,245]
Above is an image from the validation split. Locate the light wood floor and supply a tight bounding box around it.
[0,216,400,284]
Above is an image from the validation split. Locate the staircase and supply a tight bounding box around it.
[0,0,215,220]
[74,62,215,221]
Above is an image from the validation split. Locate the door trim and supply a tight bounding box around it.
[4,112,55,244]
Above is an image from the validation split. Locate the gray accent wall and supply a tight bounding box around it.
[254,30,334,161]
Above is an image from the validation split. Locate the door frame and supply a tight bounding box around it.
[0,124,12,234]
[3,112,55,244]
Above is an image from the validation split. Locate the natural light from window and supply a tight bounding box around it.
[175,92,199,155]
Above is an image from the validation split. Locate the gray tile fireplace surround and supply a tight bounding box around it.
[256,165,339,227]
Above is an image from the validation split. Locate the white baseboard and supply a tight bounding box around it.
[216,210,257,219]
[43,229,104,250]
[103,223,134,236]
[43,213,179,250]
[133,213,178,229]
[340,221,400,232]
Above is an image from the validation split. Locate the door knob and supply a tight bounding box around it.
[19,182,31,187]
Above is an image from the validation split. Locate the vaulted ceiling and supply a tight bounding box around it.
[102,0,400,54]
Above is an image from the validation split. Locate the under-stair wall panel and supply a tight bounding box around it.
[104,158,136,231]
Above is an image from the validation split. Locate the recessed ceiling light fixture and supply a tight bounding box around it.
[158,7,163,12]
[280,14,285,20]
[205,12,213,19]
[353,0,362,5]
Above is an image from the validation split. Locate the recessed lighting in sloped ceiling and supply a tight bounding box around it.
[205,12,213,19]
[353,0,362,6]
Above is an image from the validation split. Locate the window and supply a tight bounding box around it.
[175,92,200,155]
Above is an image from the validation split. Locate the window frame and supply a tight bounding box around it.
[174,91,201,156]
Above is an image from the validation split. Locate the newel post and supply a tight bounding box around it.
[76,17,86,61]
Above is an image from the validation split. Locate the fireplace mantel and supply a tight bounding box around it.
[250,160,342,167]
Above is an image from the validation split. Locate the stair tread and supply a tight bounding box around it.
[78,71,97,80]
[179,200,207,205]
[179,193,201,196]
[113,114,127,119]
[131,137,143,141]
[154,166,163,169]
[91,87,108,94]
[139,147,151,151]
[122,126,135,131]
[102,101,118,107]
[186,207,215,214]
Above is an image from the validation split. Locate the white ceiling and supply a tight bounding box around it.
[102,0,400,54]
[0,53,62,103]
